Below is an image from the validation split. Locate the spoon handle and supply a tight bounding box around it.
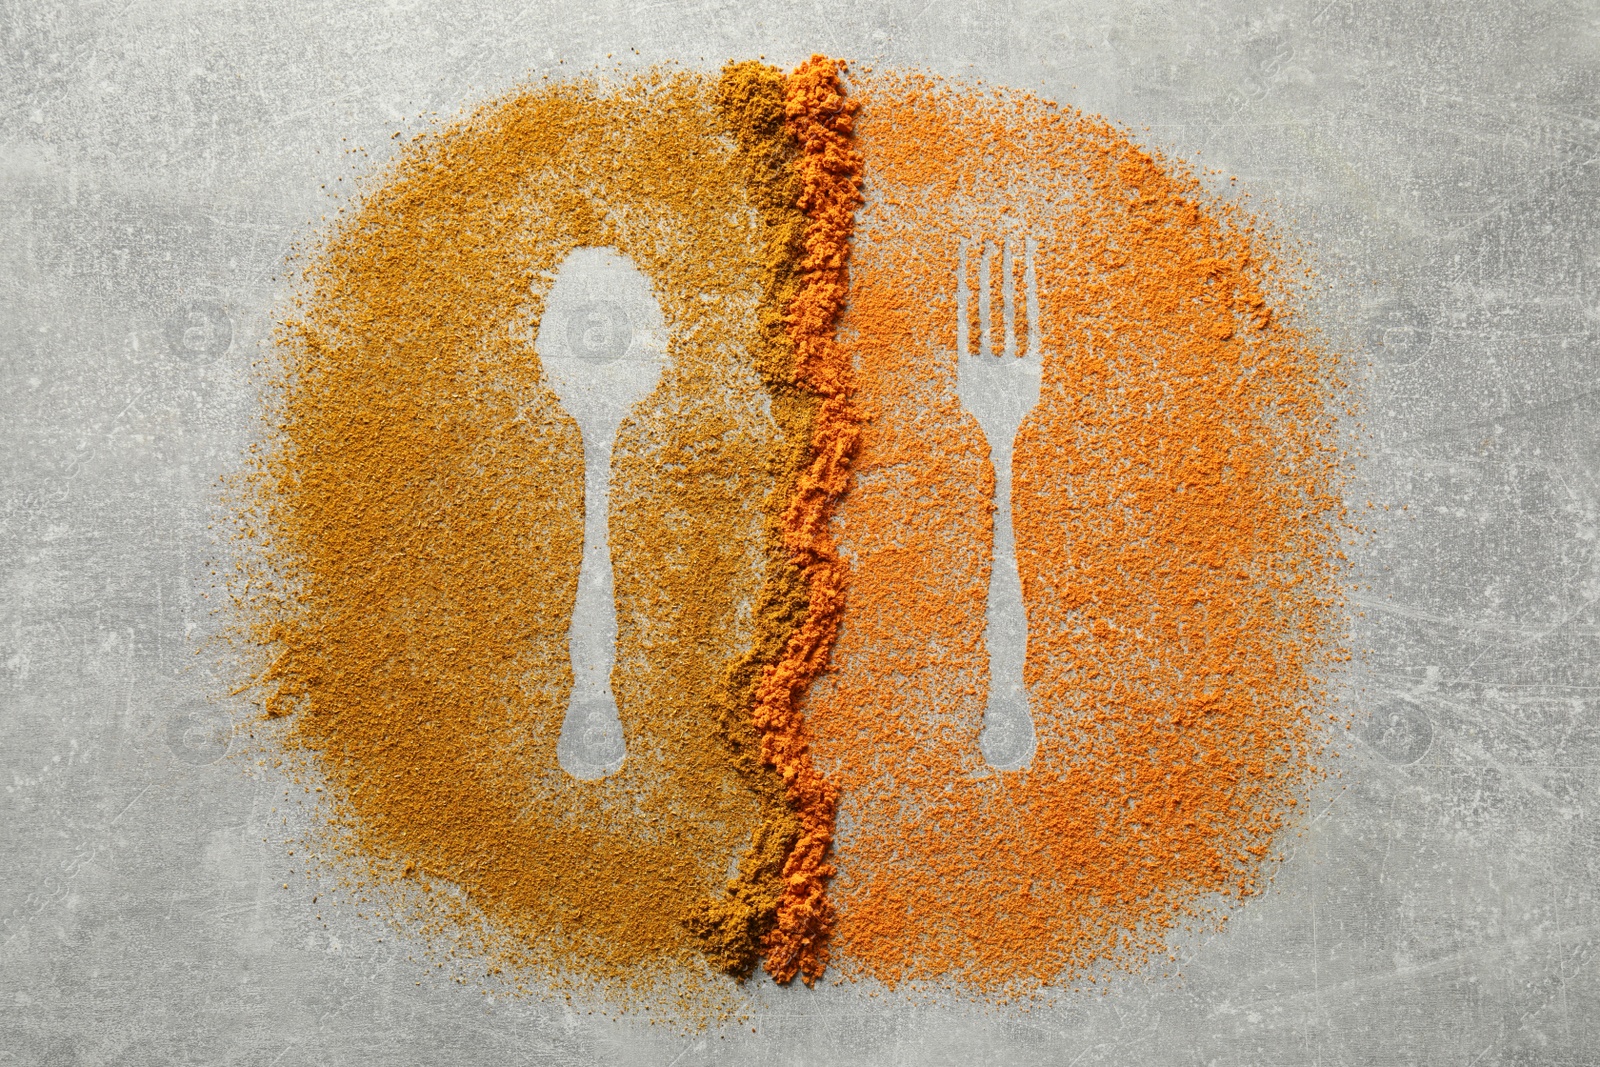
[557,432,627,779]
[569,437,617,703]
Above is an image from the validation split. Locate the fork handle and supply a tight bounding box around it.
[985,442,1029,705]
[978,437,1036,770]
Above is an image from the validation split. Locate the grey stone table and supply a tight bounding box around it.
[3,2,1596,1063]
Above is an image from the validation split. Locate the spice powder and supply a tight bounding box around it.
[242,59,1346,1002]
[251,61,860,990]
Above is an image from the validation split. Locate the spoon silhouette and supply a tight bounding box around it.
[536,247,668,780]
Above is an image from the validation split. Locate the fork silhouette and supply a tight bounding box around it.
[956,234,1041,771]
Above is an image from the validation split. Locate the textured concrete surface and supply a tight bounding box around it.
[3,1,1598,1063]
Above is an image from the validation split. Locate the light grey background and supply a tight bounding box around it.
[4,1,1598,1063]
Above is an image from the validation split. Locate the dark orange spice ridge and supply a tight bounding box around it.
[755,55,864,985]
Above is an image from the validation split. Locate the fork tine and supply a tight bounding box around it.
[957,236,972,360]
[1024,235,1040,360]
[1002,235,1019,359]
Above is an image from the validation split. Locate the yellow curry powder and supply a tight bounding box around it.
[249,61,858,990]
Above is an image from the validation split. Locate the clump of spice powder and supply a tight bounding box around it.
[805,71,1347,995]
[242,60,859,997]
